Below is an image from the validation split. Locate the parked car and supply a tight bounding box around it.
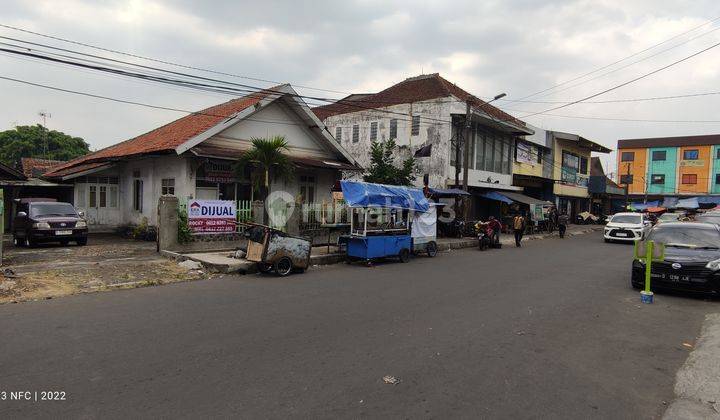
[694,212,720,226]
[632,222,720,295]
[13,201,88,247]
[657,212,686,223]
[603,212,651,243]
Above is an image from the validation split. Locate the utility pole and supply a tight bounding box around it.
[38,110,51,158]
[624,163,631,209]
[461,100,472,219]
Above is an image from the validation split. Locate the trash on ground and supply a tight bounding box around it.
[2,268,18,278]
[231,249,246,259]
[383,375,401,385]
[682,342,694,349]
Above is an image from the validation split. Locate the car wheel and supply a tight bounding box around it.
[604,238,610,243]
[399,248,410,263]
[76,238,87,246]
[274,257,293,277]
[426,241,438,257]
[257,262,272,273]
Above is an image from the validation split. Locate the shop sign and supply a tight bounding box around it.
[188,200,236,233]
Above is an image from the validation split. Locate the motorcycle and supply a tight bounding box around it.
[476,221,500,251]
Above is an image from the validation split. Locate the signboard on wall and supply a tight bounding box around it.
[516,142,536,165]
[198,160,238,183]
[187,200,236,233]
[679,160,705,167]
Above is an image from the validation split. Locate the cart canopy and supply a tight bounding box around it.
[340,180,429,212]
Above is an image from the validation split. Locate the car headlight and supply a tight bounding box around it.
[33,222,51,229]
[76,220,87,228]
[706,259,720,271]
[633,259,645,269]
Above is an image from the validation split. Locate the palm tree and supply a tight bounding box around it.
[236,136,294,222]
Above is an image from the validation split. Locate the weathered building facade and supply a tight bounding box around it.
[313,73,533,219]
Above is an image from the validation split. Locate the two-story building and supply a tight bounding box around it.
[312,73,534,220]
[617,134,720,199]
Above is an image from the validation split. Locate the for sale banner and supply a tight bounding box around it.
[187,200,236,233]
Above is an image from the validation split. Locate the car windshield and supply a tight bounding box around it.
[647,225,720,249]
[696,215,720,224]
[611,214,641,224]
[30,203,78,217]
[659,213,680,221]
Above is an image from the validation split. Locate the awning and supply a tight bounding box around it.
[496,191,553,206]
[661,197,679,208]
[628,201,659,211]
[697,196,720,206]
[340,180,429,212]
[480,191,514,204]
[677,197,699,209]
[428,187,471,198]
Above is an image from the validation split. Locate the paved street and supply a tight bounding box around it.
[0,232,717,419]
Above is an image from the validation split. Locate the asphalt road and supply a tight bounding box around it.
[0,232,717,419]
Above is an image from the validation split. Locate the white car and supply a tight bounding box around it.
[603,212,651,243]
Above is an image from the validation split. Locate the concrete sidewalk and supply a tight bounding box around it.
[164,224,603,274]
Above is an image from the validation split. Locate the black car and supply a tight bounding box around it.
[13,201,88,247]
[632,222,720,295]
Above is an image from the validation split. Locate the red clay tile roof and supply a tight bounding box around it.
[20,157,65,177]
[44,89,277,178]
[44,161,114,179]
[312,73,526,127]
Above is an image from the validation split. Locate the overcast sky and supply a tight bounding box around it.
[2,0,720,174]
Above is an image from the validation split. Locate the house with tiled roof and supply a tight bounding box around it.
[44,84,360,230]
[20,157,65,178]
[312,73,534,219]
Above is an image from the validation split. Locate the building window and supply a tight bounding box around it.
[682,174,698,184]
[352,124,359,143]
[335,126,342,142]
[651,174,665,185]
[109,185,118,207]
[716,148,720,160]
[162,178,175,195]
[370,121,378,141]
[389,119,398,139]
[561,150,580,183]
[411,115,420,136]
[620,174,633,185]
[580,157,588,174]
[89,185,97,208]
[652,150,666,161]
[299,175,316,203]
[99,185,107,208]
[716,174,720,184]
[684,149,699,160]
[133,179,143,211]
[621,151,635,162]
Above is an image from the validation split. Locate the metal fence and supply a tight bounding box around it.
[300,201,349,231]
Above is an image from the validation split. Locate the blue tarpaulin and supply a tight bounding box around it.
[661,197,679,208]
[340,180,430,212]
[676,197,700,209]
[697,196,720,206]
[629,201,659,211]
[427,187,471,197]
[480,191,514,204]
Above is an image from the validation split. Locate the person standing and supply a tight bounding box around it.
[513,213,526,247]
[558,210,569,238]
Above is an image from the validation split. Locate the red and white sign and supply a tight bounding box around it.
[187,200,236,233]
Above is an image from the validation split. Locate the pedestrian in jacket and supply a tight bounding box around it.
[513,213,526,247]
[558,211,569,238]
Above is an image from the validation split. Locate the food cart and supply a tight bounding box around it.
[244,224,311,276]
[340,180,433,264]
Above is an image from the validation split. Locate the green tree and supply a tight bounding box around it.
[0,125,90,166]
[235,136,295,220]
[363,138,417,185]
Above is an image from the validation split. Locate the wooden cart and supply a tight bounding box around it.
[244,224,311,276]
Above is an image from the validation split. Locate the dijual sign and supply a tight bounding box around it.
[187,200,236,233]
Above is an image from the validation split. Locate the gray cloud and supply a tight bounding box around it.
[2,0,720,173]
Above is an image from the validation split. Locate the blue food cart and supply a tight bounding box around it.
[340,180,434,264]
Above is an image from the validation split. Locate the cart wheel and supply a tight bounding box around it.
[257,262,273,273]
[274,257,293,277]
[399,248,410,263]
[426,241,438,257]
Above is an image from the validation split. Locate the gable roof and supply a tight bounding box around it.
[45,88,277,178]
[20,158,65,177]
[312,73,526,128]
[45,84,359,179]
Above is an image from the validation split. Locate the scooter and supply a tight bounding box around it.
[476,222,497,251]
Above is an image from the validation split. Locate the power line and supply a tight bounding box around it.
[519,39,720,119]
[0,22,352,95]
[515,15,720,100]
[495,90,720,105]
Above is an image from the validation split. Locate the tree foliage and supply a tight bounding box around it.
[235,136,294,194]
[363,138,417,186]
[0,125,90,166]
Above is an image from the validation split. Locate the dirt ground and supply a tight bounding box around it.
[0,234,208,303]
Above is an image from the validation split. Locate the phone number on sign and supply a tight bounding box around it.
[1,391,67,401]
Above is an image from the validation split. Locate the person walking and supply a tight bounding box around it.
[558,210,569,238]
[513,213,526,247]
